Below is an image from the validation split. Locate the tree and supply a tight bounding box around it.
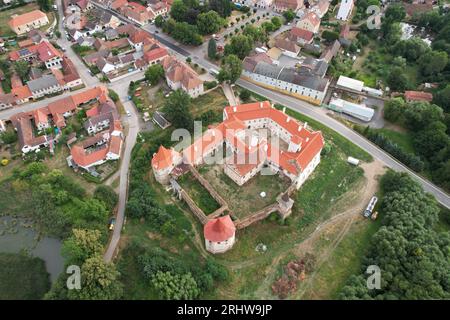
[209,0,232,18]
[418,50,448,77]
[218,54,242,83]
[384,97,405,122]
[403,101,444,131]
[171,22,203,45]
[208,38,217,59]
[0,131,18,144]
[197,10,223,35]
[94,185,118,211]
[163,89,193,130]
[68,256,123,300]
[14,61,30,81]
[414,121,450,160]
[387,67,408,91]
[384,3,406,23]
[108,89,119,103]
[155,15,164,28]
[61,229,103,265]
[170,0,187,22]
[37,0,53,12]
[283,9,296,23]
[239,89,251,102]
[145,64,165,85]
[151,271,199,300]
[321,30,339,42]
[434,84,450,112]
[271,16,282,30]
[224,34,253,59]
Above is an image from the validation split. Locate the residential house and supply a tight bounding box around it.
[312,0,330,18]
[8,10,49,35]
[76,36,96,47]
[242,53,330,105]
[296,12,321,34]
[339,23,352,46]
[404,90,433,102]
[36,41,64,69]
[275,38,301,58]
[288,27,314,46]
[10,113,55,154]
[69,122,123,170]
[273,0,303,12]
[84,100,119,135]
[299,57,329,78]
[10,85,32,104]
[336,0,354,21]
[27,74,63,99]
[162,56,204,98]
[119,2,153,25]
[319,40,341,63]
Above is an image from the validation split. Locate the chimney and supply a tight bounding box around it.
[212,130,216,137]
[260,102,263,108]
[298,125,302,132]
[306,137,309,143]
[282,107,286,114]
[286,116,290,123]
[233,106,237,112]
[303,122,308,128]
[194,146,198,152]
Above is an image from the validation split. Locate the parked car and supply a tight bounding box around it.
[363,196,378,218]
[126,110,131,117]
[108,218,116,231]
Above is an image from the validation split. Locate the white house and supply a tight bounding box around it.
[336,0,354,21]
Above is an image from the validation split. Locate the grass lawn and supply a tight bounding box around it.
[178,171,221,215]
[199,164,291,219]
[372,127,415,154]
[298,217,382,299]
[190,87,229,118]
[0,253,50,300]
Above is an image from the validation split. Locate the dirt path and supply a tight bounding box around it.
[252,160,386,299]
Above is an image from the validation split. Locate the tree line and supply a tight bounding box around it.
[339,171,450,299]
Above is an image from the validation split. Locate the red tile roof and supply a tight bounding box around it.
[204,215,235,242]
[11,85,32,100]
[152,145,177,170]
[37,41,63,62]
[404,90,433,102]
[289,27,314,42]
[9,10,47,29]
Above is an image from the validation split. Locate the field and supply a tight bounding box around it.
[199,164,291,219]
[370,127,415,154]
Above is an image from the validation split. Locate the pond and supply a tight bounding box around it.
[0,216,64,283]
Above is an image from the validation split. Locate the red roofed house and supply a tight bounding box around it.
[119,2,153,25]
[8,10,49,35]
[37,41,64,68]
[288,27,314,46]
[313,0,330,18]
[161,56,204,98]
[111,0,127,10]
[296,12,321,34]
[273,0,303,12]
[204,215,236,254]
[404,90,433,103]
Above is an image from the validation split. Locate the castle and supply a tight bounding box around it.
[151,101,324,253]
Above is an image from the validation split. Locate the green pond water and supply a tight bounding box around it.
[0,216,64,283]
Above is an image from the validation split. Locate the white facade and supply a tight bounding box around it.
[336,0,354,21]
[205,234,235,254]
[45,56,63,69]
[31,84,63,99]
[242,69,329,104]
